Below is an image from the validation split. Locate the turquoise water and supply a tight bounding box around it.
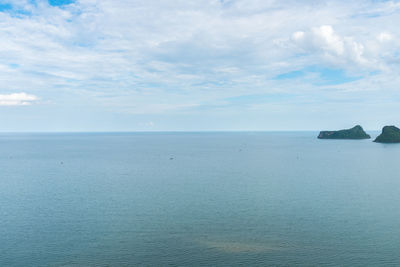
[1,132,400,266]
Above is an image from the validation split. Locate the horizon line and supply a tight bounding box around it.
[0,130,382,134]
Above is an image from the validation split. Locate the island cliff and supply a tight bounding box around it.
[318,125,370,140]
[374,126,400,143]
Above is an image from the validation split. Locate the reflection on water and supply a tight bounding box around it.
[197,239,288,253]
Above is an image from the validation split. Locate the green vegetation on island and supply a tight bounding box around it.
[374,126,400,143]
[318,125,371,140]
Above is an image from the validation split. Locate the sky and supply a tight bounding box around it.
[0,0,400,131]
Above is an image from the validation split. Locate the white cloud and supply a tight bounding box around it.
[0,0,399,127]
[378,32,393,42]
[312,25,344,56]
[0,1,398,91]
[289,25,371,67]
[292,31,305,41]
[140,121,155,127]
[0,93,38,106]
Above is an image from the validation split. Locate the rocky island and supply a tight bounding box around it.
[318,125,371,140]
[374,126,400,143]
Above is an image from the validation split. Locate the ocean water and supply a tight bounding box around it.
[1,132,400,266]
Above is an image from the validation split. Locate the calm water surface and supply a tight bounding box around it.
[1,132,400,266]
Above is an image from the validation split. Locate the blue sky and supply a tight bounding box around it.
[0,0,400,131]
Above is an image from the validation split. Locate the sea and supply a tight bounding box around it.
[1,131,400,266]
